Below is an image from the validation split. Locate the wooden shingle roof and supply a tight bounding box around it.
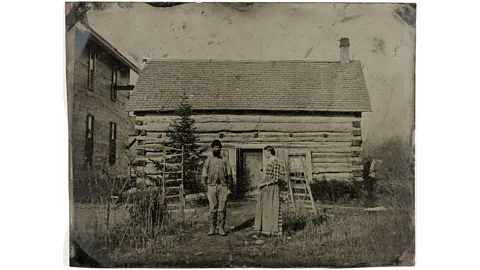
[126,60,371,113]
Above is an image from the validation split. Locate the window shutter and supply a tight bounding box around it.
[109,121,112,141]
[109,122,117,165]
[91,115,95,137]
[88,49,95,90]
[111,67,117,101]
[85,114,94,165]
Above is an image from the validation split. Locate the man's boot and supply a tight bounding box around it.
[218,211,227,236]
[208,212,217,236]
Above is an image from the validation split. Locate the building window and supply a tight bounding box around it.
[85,114,95,165]
[109,121,117,165]
[111,66,118,101]
[88,48,96,90]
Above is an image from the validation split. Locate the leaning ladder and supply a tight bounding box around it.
[288,155,317,215]
[162,145,185,215]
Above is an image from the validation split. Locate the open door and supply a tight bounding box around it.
[228,148,237,188]
[237,149,263,197]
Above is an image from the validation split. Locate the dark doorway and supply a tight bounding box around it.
[236,149,263,199]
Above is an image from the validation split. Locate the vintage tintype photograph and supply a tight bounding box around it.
[66,2,415,268]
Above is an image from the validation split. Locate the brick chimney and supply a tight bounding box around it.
[340,37,350,64]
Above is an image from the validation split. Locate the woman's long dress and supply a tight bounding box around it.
[254,159,284,236]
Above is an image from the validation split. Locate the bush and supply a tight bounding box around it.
[310,180,365,205]
[128,188,168,236]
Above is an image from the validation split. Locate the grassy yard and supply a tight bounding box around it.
[72,199,414,267]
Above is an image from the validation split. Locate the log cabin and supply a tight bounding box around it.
[66,12,141,200]
[126,38,371,196]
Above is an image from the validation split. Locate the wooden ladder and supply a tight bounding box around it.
[288,155,317,215]
[161,145,186,215]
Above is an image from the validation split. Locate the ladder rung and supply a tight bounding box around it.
[295,200,314,203]
[145,172,164,176]
[165,153,183,158]
[166,186,181,189]
[146,175,163,180]
[293,193,309,197]
[293,185,307,189]
[165,195,180,198]
[290,177,305,181]
[165,178,183,182]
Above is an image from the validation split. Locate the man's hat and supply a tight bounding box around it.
[211,139,222,148]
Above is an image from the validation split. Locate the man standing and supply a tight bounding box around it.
[254,145,285,237]
[202,140,232,236]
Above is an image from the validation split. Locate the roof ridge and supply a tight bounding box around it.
[80,22,141,73]
[144,59,362,63]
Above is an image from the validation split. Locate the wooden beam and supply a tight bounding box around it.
[312,173,362,182]
[351,140,363,147]
[351,130,362,137]
[137,122,358,133]
[113,85,135,91]
[352,170,363,177]
[128,138,137,149]
[351,160,364,166]
[312,157,362,164]
[197,136,354,144]
[137,110,361,118]
[312,164,363,173]
[135,114,360,125]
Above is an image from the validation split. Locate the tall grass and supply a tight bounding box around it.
[73,197,206,264]
[72,156,190,263]
[266,207,414,266]
[362,136,415,211]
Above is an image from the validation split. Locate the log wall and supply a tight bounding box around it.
[132,113,364,182]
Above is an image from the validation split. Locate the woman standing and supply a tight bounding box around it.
[254,146,285,237]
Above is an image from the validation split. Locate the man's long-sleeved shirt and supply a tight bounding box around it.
[202,156,232,186]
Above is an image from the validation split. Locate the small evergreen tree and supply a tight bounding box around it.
[165,93,204,194]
